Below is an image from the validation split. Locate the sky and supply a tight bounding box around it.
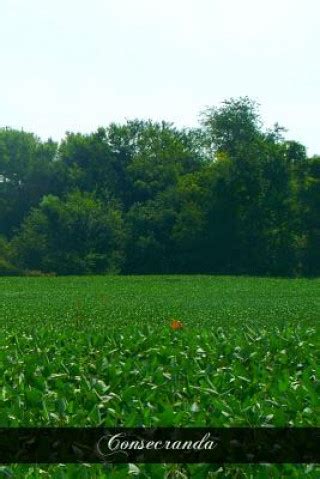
[0,0,319,154]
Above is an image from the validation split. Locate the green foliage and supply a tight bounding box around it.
[124,120,202,202]
[12,191,125,274]
[297,156,320,275]
[57,128,127,200]
[0,275,320,477]
[0,257,19,275]
[0,236,20,275]
[0,98,319,276]
[201,97,262,155]
[0,128,57,237]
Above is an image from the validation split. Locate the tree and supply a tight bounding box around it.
[12,191,125,274]
[201,97,262,156]
[200,98,297,275]
[297,156,320,275]
[0,235,19,275]
[57,128,125,201]
[0,128,57,237]
[123,120,202,203]
[124,192,178,274]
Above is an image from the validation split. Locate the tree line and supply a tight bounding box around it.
[0,97,319,276]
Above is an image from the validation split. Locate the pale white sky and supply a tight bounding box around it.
[1,0,319,154]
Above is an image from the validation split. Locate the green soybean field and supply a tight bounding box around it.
[0,275,319,478]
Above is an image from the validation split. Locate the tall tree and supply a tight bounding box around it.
[201,98,297,275]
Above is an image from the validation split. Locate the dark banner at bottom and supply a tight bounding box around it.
[0,428,319,464]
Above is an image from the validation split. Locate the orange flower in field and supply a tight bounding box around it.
[170,319,183,330]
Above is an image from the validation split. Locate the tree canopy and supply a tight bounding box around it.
[0,97,319,276]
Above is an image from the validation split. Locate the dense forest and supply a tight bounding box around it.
[0,97,319,276]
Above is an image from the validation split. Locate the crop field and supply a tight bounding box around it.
[0,275,319,478]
